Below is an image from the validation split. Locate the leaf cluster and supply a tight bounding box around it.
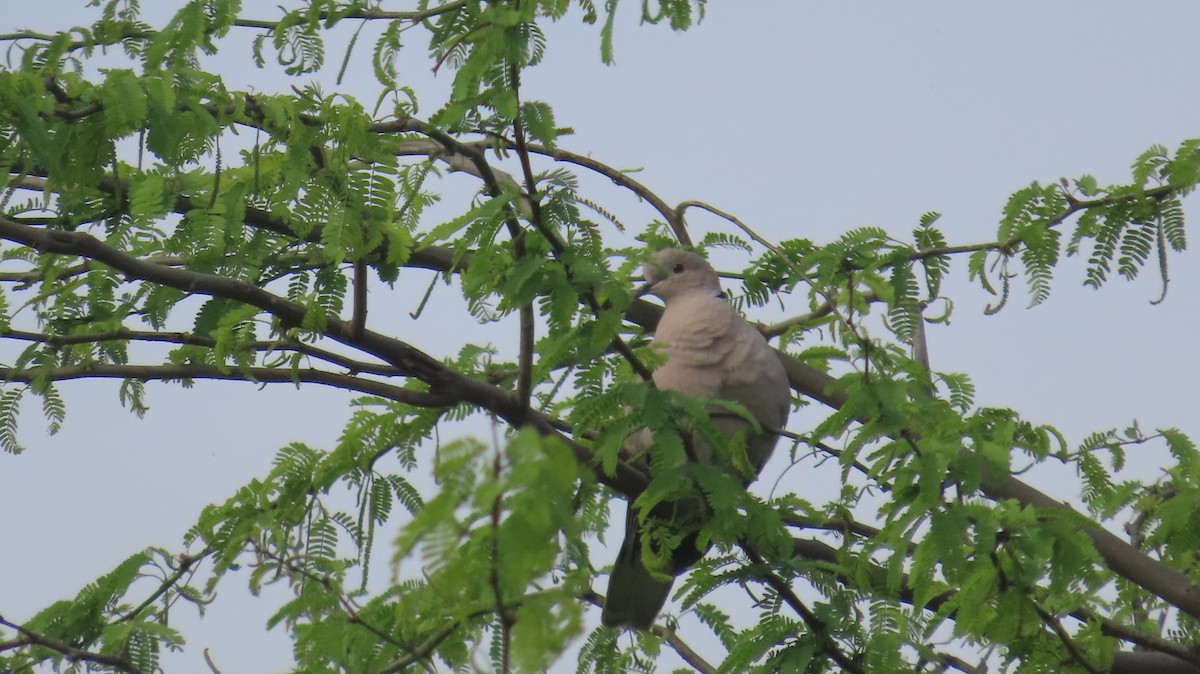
[0,2,1198,674]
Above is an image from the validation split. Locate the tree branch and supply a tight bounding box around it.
[523,144,692,246]
[0,363,449,407]
[63,173,1180,630]
[509,65,542,414]
[638,273,1200,625]
[0,2,473,56]
[742,545,864,674]
[235,1,473,28]
[117,549,211,624]
[651,624,717,674]
[899,185,1176,268]
[0,215,650,498]
[676,200,782,260]
[4,220,1197,670]
[0,328,401,377]
[7,99,1198,663]
[783,533,1200,671]
[761,290,882,339]
[1034,603,1103,674]
[396,122,654,382]
[0,615,142,674]
[979,472,1200,621]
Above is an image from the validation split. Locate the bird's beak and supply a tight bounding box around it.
[634,281,654,298]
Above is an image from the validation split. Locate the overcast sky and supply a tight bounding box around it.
[3,2,1199,672]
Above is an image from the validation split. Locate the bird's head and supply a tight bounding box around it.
[636,248,722,302]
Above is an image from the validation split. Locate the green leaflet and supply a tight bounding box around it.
[98,69,148,136]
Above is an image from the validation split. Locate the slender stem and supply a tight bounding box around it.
[408,119,654,382]
[508,65,538,413]
[677,200,785,260]
[235,1,474,28]
[0,362,451,406]
[489,421,513,672]
[651,624,718,674]
[1034,604,1103,674]
[117,549,212,623]
[1,328,401,376]
[522,144,692,246]
[761,290,881,338]
[742,546,865,674]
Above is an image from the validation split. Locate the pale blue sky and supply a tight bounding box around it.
[2,2,1199,671]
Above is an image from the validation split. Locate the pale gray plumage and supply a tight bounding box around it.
[601,248,791,630]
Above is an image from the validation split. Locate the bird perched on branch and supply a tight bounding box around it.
[601,248,792,630]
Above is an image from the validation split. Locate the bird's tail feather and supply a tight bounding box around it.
[601,508,674,629]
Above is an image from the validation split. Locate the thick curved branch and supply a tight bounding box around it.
[1111,653,1200,674]
[703,300,1200,625]
[980,472,1200,621]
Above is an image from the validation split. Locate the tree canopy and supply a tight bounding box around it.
[1,1,1199,673]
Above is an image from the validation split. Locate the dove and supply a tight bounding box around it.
[601,248,792,629]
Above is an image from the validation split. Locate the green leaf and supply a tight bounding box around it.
[98,69,148,136]
[0,387,25,454]
[419,193,513,248]
[520,100,558,147]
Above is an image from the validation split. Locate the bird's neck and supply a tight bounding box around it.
[662,289,725,314]
[666,286,721,302]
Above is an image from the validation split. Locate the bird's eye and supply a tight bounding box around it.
[672,263,685,273]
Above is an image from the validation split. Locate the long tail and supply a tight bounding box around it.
[601,504,674,629]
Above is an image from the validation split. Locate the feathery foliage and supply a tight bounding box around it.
[0,1,1197,673]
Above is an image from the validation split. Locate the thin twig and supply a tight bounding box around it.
[1,328,401,377]
[489,418,514,672]
[676,200,786,261]
[741,546,864,674]
[203,648,223,674]
[247,540,410,653]
[0,363,450,407]
[351,258,368,339]
[1034,604,1103,674]
[522,144,691,246]
[761,290,881,338]
[238,2,473,27]
[405,120,653,382]
[651,624,718,674]
[117,549,212,623]
[508,65,539,413]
